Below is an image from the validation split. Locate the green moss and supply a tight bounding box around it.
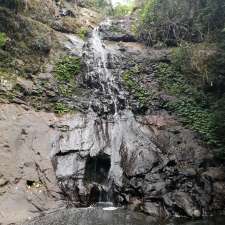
[0,32,7,48]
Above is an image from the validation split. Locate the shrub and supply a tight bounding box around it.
[156,63,219,146]
[123,65,154,110]
[0,32,7,48]
[77,27,89,40]
[54,102,71,115]
[137,0,225,46]
[55,56,81,82]
[172,42,217,83]
[0,0,25,12]
[113,3,133,16]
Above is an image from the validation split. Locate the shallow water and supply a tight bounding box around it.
[23,208,225,225]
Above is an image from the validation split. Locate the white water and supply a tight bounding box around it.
[88,21,120,114]
[103,207,118,211]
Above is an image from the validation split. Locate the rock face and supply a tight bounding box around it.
[1,5,225,223]
[51,19,225,218]
[0,104,62,224]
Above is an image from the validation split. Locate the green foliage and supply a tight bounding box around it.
[54,56,81,99]
[86,0,113,15]
[137,0,225,45]
[0,32,7,48]
[95,0,110,8]
[171,42,217,83]
[123,65,154,109]
[166,99,217,145]
[113,3,133,16]
[156,63,222,147]
[55,56,81,82]
[54,102,71,115]
[77,27,89,40]
[0,0,24,12]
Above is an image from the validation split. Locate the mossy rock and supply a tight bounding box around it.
[0,7,53,55]
[0,70,17,91]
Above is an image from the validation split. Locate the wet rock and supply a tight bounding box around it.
[49,18,225,218]
[202,167,225,181]
[143,201,168,217]
[174,192,201,217]
[128,197,142,211]
[100,18,136,43]
[104,34,136,42]
[179,168,197,177]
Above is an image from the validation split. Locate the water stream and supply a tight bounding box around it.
[84,20,126,116]
[23,208,225,225]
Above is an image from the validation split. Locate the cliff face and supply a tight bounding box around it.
[0,104,61,224]
[0,2,225,225]
[0,1,100,224]
[51,18,225,218]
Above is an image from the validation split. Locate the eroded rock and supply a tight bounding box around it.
[0,104,62,224]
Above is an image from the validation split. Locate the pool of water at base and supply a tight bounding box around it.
[22,207,225,225]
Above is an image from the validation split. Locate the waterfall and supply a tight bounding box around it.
[84,20,123,115]
[53,19,162,208]
[50,18,225,218]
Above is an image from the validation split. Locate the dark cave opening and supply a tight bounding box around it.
[84,153,111,184]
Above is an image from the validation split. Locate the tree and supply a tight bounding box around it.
[0,0,25,13]
[137,0,225,46]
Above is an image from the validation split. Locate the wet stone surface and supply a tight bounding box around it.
[50,18,225,218]
[22,208,225,225]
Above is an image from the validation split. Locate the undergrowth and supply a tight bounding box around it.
[0,32,7,48]
[53,56,82,114]
[54,102,71,115]
[156,62,221,149]
[55,56,81,82]
[54,56,81,97]
[123,65,154,110]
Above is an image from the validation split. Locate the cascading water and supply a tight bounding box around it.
[52,20,164,208]
[80,22,161,206]
[83,21,122,204]
[84,20,126,116]
[51,18,220,218]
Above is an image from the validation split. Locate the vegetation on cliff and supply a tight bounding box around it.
[0,0,225,155]
[0,0,98,114]
[137,0,225,46]
[134,0,225,157]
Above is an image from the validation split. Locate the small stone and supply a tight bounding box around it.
[38,73,52,80]
[17,77,34,93]
[193,209,201,217]
[0,177,8,187]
